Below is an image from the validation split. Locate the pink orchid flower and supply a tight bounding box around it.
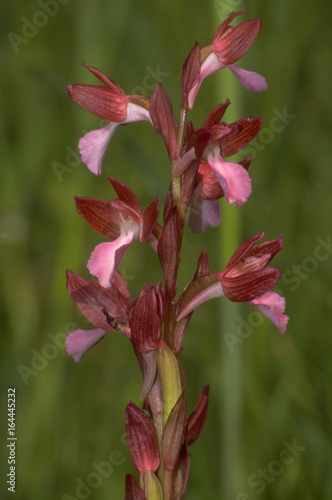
[67,63,152,175]
[188,9,268,108]
[75,176,160,288]
[65,269,132,362]
[177,232,288,334]
[188,157,252,233]
[176,101,261,230]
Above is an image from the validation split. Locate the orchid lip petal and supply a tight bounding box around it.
[250,291,289,334]
[228,64,268,92]
[87,232,135,288]
[66,328,107,362]
[78,104,151,176]
[206,152,252,207]
[188,198,221,233]
[79,122,118,175]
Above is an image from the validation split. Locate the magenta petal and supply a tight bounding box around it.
[66,328,107,362]
[207,153,252,207]
[250,291,289,334]
[87,233,134,288]
[79,122,118,175]
[188,198,221,233]
[228,64,268,92]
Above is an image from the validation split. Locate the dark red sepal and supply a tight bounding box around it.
[186,384,209,446]
[213,18,262,65]
[203,99,231,129]
[124,474,147,500]
[157,207,182,298]
[75,196,121,239]
[130,284,163,353]
[66,269,132,332]
[161,392,187,470]
[220,116,262,158]
[125,401,160,473]
[108,175,140,213]
[140,198,160,242]
[181,42,201,108]
[150,83,179,161]
[221,268,280,302]
[81,62,124,92]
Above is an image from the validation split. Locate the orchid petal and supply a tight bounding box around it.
[125,102,152,125]
[88,232,134,288]
[250,291,289,334]
[228,64,268,91]
[79,122,118,175]
[66,328,107,362]
[207,153,252,207]
[78,104,151,176]
[188,198,221,233]
[186,384,209,446]
[188,53,225,109]
[174,147,196,176]
[177,277,224,321]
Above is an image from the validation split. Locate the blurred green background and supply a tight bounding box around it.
[1,0,331,498]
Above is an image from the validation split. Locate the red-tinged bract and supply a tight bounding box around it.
[125,401,160,473]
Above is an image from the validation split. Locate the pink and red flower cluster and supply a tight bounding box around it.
[65,9,288,499]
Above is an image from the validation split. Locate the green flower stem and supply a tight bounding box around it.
[156,344,182,427]
[171,159,181,208]
[140,471,163,500]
